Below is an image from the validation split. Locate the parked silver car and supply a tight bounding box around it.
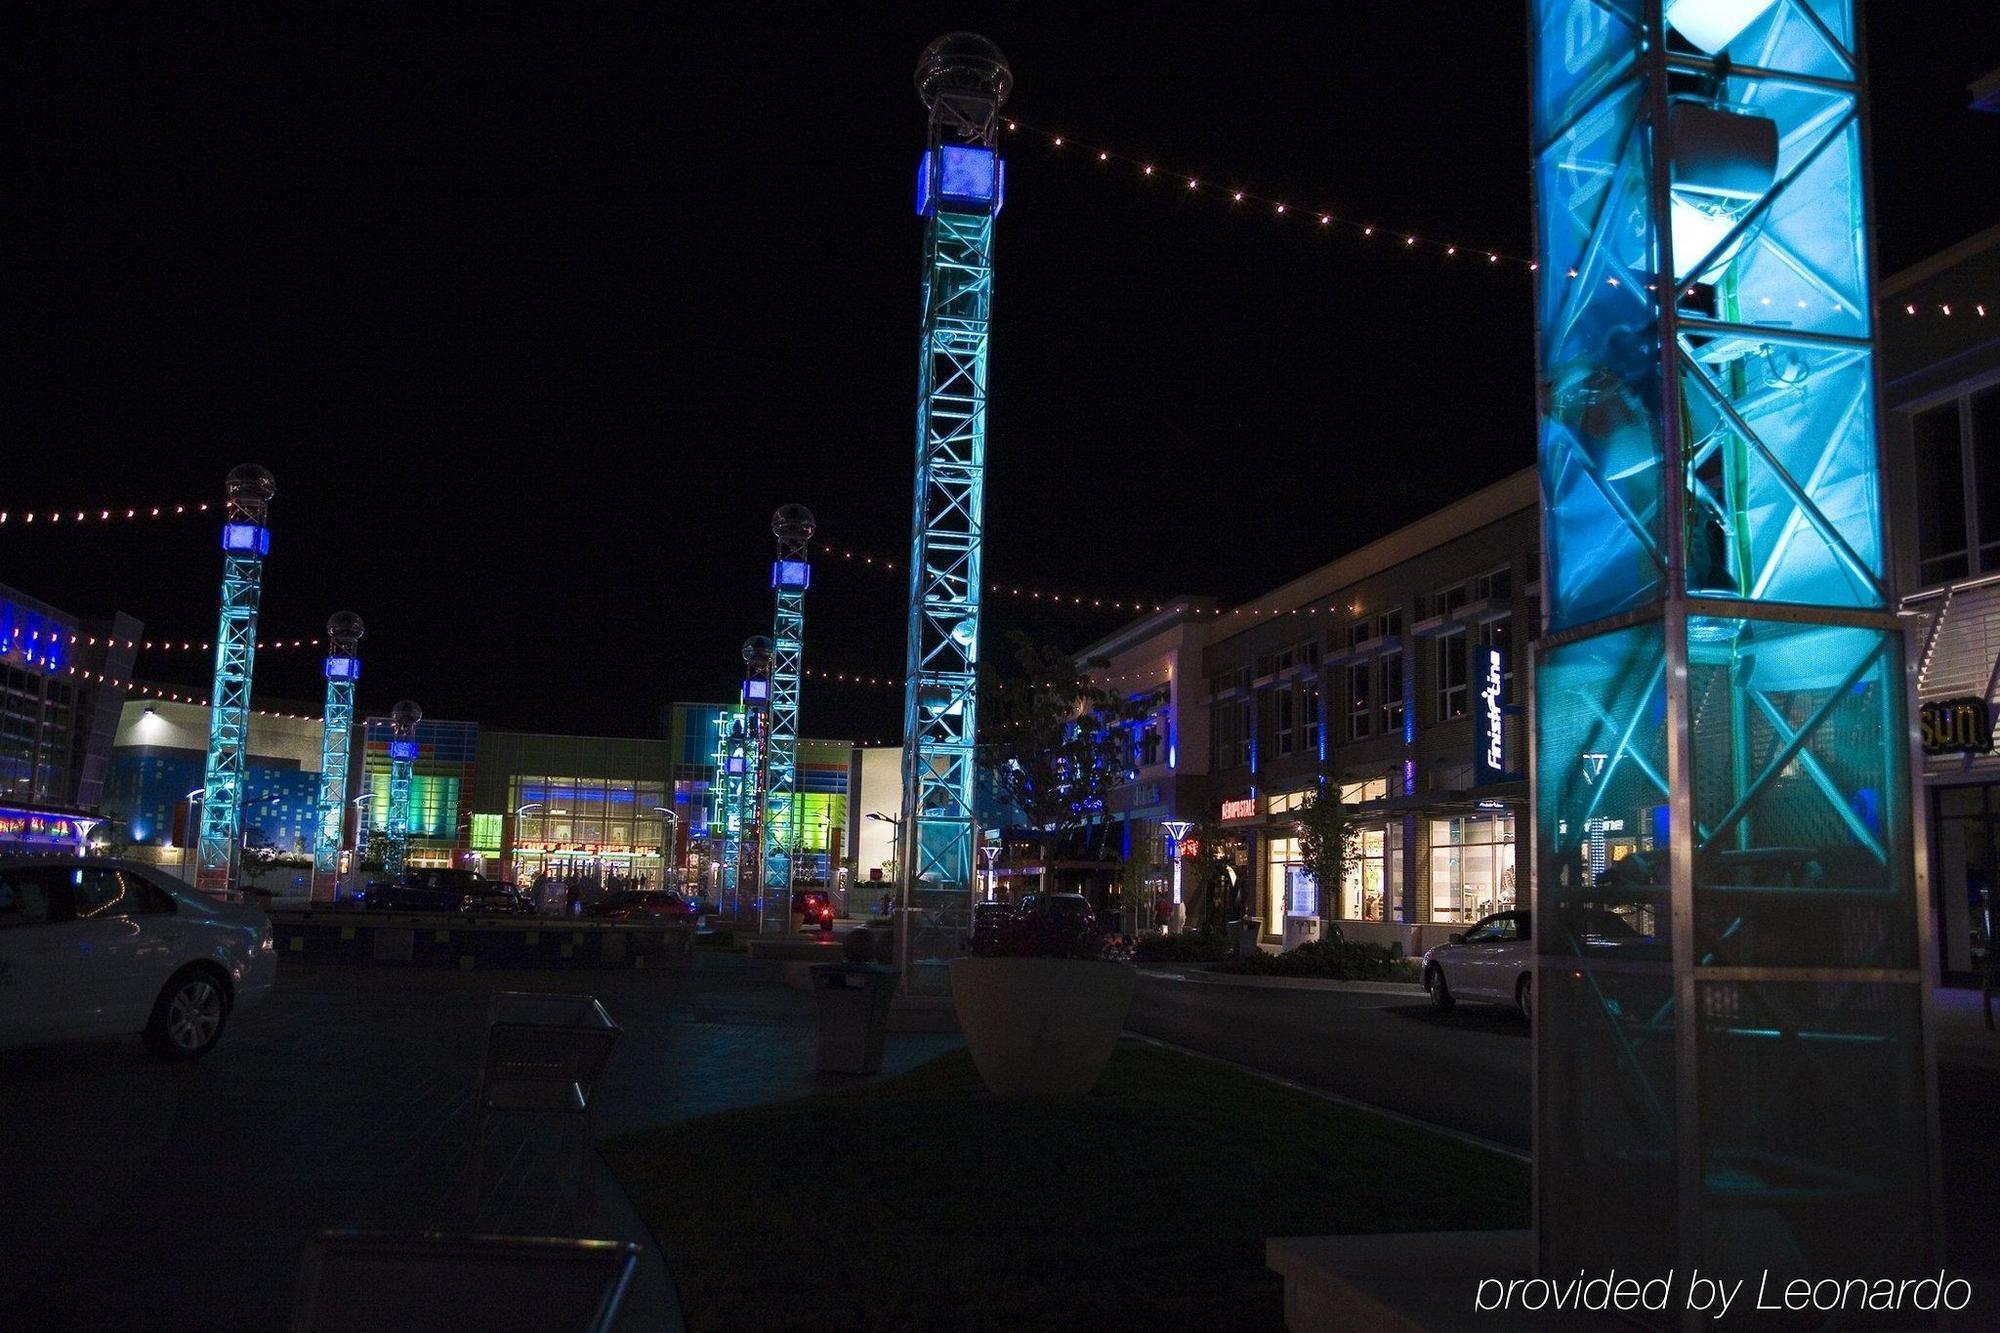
[0,857,277,1059]
[1422,909,1533,1019]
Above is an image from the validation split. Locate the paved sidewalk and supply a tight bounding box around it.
[0,953,960,1332]
[1933,984,2000,1071]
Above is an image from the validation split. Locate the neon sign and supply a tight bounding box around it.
[0,808,97,847]
[1220,797,1258,822]
[1474,646,1508,784]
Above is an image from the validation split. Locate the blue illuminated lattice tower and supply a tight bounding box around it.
[1530,0,1937,1293]
[899,33,1010,979]
[709,708,732,900]
[761,505,816,930]
[718,717,746,913]
[739,636,774,918]
[311,612,365,902]
[383,699,421,876]
[195,464,276,891]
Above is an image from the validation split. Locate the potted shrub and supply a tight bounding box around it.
[949,906,1135,1098]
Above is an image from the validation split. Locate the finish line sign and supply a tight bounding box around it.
[1474,646,1509,785]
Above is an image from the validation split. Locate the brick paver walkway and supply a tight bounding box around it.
[0,952,961,1331]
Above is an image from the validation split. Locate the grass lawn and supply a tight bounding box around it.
[605,1040,1528,1331]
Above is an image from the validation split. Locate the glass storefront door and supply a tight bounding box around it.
[1932,784,1996,978]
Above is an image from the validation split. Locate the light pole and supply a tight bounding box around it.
[978,842,1000,903]
[178,788,205,885]
[866,811,902,884]
[652,806,679,890]
[1161,821,1192,933]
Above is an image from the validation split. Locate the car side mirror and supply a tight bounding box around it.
[1448,932,1464,945]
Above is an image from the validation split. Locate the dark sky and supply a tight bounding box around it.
[9,3,1998,741]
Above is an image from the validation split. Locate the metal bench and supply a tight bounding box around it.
[471,992,621,1223]
[291,1231,637,1332]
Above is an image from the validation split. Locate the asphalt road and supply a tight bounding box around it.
[1127,970,2000,1283]
[1129,973,1532,1151]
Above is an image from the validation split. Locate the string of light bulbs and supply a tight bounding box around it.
[16,631,324,654]
[813,542,1419,623]
[62,665,316,721]
[815,539,1175,615]
[0,501,210,528]
[1003,115,1990,317]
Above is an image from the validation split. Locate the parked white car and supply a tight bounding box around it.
[0,857,277,1058]
[1422,909,1532,1020]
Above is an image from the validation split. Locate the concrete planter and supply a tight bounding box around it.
[948,956,1136,1098]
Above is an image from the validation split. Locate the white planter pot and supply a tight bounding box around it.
[948,956,1136,1098]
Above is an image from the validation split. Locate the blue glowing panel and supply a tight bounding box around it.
[771,559,811,590]
[916,147,1004,217]
[743,678,769,703]
[221,523,271,556]
[388,740,419,761]
[324,656,360,681]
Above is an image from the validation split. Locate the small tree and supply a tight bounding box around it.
[978,632,1148,894]
[1295,785,1357,925]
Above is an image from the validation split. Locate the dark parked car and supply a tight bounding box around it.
[970,900,1013,951]
[364,869,524,915]
[1013,892,1094,931]
[792,890,834,932]
[583,890,697,922]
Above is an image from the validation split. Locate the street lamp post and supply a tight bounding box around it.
[978,843,1000,904]
[178,788,205,885]
[1161,821,1193,933]
[866,810,902,884]
[652,807,679,890]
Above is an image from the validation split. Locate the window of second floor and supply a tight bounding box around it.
[1434,628,1469,721]
[1912,385,2000,587]
[1346,660,1372,740]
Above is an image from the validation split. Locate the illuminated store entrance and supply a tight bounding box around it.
[504,776,670,892]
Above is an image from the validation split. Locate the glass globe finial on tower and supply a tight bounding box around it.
[312,611,366,902]
[196,463,275,892]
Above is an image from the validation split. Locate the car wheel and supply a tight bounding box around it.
[1427,965,1455,1012]
[1516,974,1533,1023]
[145,968,229,1060]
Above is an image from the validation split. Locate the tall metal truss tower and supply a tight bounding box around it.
[1530,0,1937,1294]
[740,636,774,917]
[384,699,421,876]
[899,33,1011,979]
[195,464,276,892]
[709,707,734,903]
[761,505,816,929]
[718,715,747,914]
[311,612,364,902]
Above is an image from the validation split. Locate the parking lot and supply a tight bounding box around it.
[0,952,961,1331]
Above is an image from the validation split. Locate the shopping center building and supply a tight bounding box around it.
[1883,223,2000,982]
[1072,472,1540,955]
[2,583,142,853]
[107,698,324,862]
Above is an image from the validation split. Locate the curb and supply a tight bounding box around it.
[1138,967,1424,997]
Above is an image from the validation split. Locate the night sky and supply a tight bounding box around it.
[9,4,1998,741]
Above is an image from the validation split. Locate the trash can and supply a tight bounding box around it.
[809,963,897,1074]
[1231,916,1263,958]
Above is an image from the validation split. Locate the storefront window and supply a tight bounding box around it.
[1266,834,1314,922]
[1428,814,1516,922]
[1338,777,1388,805]
[1340,824,1401,921]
